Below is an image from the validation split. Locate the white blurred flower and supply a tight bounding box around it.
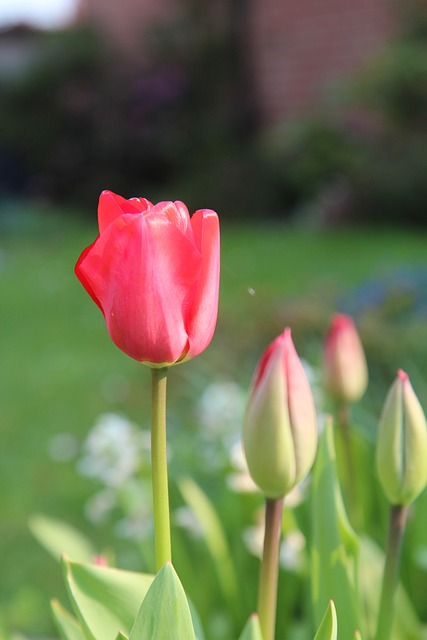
[227,440,259,493]
[285,479,308,509]
[174,506,204,539]
[115,515,152,541]
[242,523,264,558]
[243,518,306,573]
[84,488,116,524]
[77,413,150,487]
[280,530,306,572]
[112,479,153,541]
[196,380,246,438]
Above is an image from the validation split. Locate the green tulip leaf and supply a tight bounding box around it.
[310,420,361,639]
[129,563,196,640]
[178,477,238,608]
[188,600,206,640]
[29,513,97,563]
[358,536,422,639]
[51,599,85,640]
[62,556,154,640]
[237,614,263,640]
[114,634,128,640]
[313,600,337,640]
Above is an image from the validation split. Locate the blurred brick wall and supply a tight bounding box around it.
[249,0,395,124]
[80,0,395,125]
[80,0,178,50]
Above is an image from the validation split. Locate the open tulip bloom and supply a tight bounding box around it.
[75,190,220,367]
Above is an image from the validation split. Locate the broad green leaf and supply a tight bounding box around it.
[313,600,337,640]
[178,477,238,607]
[62,556,154,640]
[129,563,196,640]
[310,420,361,639]
[359,536,422,639]
[237,614,263,640]
[29,513,97,563]
[51,599,85,640]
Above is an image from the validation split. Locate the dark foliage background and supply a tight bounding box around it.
[2,3,427,223]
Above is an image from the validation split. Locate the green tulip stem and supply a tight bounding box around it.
[336,403,359,521]
[257,496,284,640]
[150,367,172,571]
[375,504,408,640]
[337,403,354,482]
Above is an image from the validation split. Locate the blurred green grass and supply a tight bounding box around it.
[2,206,427,636]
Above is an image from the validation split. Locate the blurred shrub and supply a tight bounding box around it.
[6,5,427,225]
[0,17,279,218]
[263,8,427,227]
[354,41,427,124]
[1,25,204,205]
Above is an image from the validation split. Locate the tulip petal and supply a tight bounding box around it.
[376,376,405,503]
[98,190,151,233]
[252,339,277,390]
[77,213,202,364]
[185,209,220,358]
[75,241,103,310]
[401,377,427,503]
[144,201,192,238]
[284,329,318,483]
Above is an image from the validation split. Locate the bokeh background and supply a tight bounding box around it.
[2,1,427,638]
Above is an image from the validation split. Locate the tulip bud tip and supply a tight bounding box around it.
[397,369,408,382]
[333,313,353,328]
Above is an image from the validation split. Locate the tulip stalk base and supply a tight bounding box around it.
[258,497,284,640]
[150,367,172,571]
[336,403,361,526]
[375,504,408,640]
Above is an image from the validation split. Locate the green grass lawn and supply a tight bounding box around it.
[2,206,427,637]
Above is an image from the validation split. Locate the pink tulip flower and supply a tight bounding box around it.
[243,328,318,498]
[323,313,368,404]
[75,190,220,366]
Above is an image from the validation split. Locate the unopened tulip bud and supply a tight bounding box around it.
[376,369,427,505]
[323,314,368,404]
[243,328,318,498]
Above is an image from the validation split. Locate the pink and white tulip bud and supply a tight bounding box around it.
[376,369,427,506]
[323,314,368,404]
[243,328,318,499]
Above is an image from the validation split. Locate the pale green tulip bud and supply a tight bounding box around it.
[376,369,427,505]
[323,314,368,404]
[243,328,318,498]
